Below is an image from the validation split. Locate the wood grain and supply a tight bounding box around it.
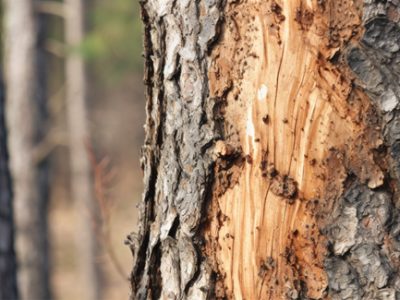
[206,0,385,298]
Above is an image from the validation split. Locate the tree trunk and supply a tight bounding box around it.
[0,76,18,300]
[129,0,400,299]
[3,1,50,299]
[65,1,101,300]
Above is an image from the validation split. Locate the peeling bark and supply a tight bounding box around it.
[130,1,400,299]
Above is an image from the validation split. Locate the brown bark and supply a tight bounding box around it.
[130,1,400,299]
[3,1,50,299]
[0,76,18,300]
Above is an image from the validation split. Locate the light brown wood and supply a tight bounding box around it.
[206,0,385,298]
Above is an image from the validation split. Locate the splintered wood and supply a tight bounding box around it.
[206,0,385,299]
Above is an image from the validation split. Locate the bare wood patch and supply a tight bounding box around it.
[205,0,389,299]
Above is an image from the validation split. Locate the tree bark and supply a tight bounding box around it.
[3,1,50,299]
[65,1,101,300]
[129,0,400,299]
[0,76,18,300]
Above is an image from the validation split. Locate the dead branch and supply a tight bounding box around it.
[85,140,127,281]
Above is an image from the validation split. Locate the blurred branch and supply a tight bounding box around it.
[44,39,66,58]
[32,85,67,164]
[85,141,128,281]
[48,84,66,118]
[35,1,65,17]
[33,128,69,164]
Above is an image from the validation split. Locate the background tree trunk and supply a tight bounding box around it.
[65,1,101,300]
[130,0,400,299]
[3,1,50,299]
[0,76,18,300]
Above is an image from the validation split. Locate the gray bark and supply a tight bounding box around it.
[65,1,101,300]
[130,0,400,299]
[3,1,50,299]
[128,1,223,299]
[325,2,400,299]
[0,76,18,300]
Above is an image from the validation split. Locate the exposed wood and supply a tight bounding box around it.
[206,1,400,299]
[65,0,101,299]
[131,0,400,299]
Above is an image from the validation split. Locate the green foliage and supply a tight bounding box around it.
[82,0,143,83]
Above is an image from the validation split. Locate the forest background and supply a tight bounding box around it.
[0,0,144,299]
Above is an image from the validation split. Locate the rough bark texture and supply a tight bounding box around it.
[65,1,101,299]
[0,77,18,300]
[3,1,50,299]
[327,1,400,299]
[130,0,400,299]
[127,1,223,298]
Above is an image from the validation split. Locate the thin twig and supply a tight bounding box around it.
[85,140,128,281]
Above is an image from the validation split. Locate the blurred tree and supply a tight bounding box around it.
[0,75,18,300]
[3,0,50,299]
[65,1,102,300]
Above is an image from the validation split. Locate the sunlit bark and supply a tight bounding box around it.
[130,1,400,299]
